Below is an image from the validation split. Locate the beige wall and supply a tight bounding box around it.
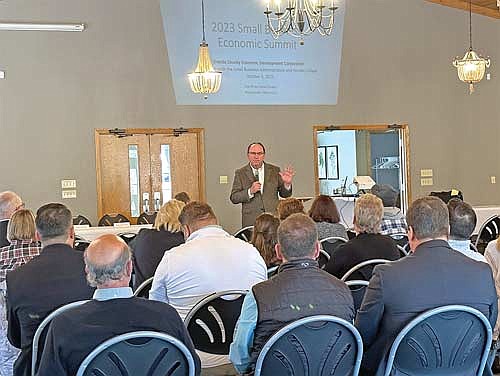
[0,0,499,233]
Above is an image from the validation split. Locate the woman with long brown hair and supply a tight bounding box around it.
[251,213,280,267]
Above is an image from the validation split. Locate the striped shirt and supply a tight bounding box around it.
[0,240,41,285]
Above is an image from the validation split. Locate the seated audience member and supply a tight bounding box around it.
[276,197,304,221]
[229,214,355,374]
[371,184,407,235]
[0,209,41,376]
[251,213,280,267]
[447,198,485,262]
[36,234,200,376]
[485,239,500,373]
[149,201,267,373]
[0,191,23,248]
[6,203,95,376]
[355,196,497,376]
[130,199,185,289]
[174,191,191,204]
[324,194,400,280]
[308,195,348,240]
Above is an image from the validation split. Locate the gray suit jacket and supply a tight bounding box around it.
[355,239,497,376]
[230,162,292,227]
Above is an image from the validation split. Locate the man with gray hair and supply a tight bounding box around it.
[37,234,200,376]
[355,196,497,375]
[0,191,23,247]
[6,203,94,376]
[229,213,354,374]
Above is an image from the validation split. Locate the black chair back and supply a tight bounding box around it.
[475,215,500,251]
[320,236,348,257]
[118,232,137,244]
[76,331,196,376]
[133,277,153,298]
[390,233,408,248]
[341,259,391,282]
[254,315,363,376]
[345,280,369,312]
[234,226,254,242]
[137,212,157,225]
[316,249,331,269]
[73,215,92,226]
[184,290,247,355]
[98,213,130,227]
[74,236,90,252]
[384,305,492,376]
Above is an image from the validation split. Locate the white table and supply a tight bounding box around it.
[75,224,152,242]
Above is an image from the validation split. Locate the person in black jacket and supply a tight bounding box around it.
[324,193,400,281]
[37,234,200,376]
[131,199,185,289]
[6,203,95,376]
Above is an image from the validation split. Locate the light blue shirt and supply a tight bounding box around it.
[448,239,487,263]
[93,287,133,301]
[229,292,258,374]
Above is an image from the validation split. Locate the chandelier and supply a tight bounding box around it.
[452,0,490,94]
[188,0,221,98]
[264,0,338,42]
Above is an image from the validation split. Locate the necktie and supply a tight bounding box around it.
[254,170,259,181]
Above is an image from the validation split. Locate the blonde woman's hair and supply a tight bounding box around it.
[154,199,185,232]
[7,209,36,242]
[354,193,383,234]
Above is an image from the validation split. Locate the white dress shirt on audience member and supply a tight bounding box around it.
[149,202,267,370]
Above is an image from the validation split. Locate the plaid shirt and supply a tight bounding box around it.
[0,240,41,284]
[380,218,408,236]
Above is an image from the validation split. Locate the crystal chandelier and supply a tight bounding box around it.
[264,0,338,42]
[452,0,490,94]
[188,0,221,98]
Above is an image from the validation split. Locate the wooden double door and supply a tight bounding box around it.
[95,128,205,223]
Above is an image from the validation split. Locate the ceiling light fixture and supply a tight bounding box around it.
[264,0,338,43]
[452,0,490,94]
[187,0,222,98]
[0,22,85,32]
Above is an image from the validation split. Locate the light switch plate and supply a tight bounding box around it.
[491,176,496,184]
[219,175,228,184]
[420,178,433,186]
[61,179,76,189]
[0,71,5,79]
[62,190,77,199]
[420,169,433,177]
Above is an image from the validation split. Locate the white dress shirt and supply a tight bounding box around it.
[248,164,264,198]
[149,225,267,368]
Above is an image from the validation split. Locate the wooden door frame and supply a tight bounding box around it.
[312,124,411,204]
[95,128,206,220]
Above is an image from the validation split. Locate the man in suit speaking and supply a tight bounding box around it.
[230,142,294,227]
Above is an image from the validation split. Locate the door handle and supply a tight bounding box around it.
[142,192,150,213]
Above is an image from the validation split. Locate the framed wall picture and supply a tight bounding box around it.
[326,145,339,180]
[317,147,327,179]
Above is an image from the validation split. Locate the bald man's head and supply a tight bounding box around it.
[84,234,132,288]
[0,191,23,220]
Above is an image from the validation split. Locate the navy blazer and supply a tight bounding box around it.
[355,239,498,376]
[6,243,95,376]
